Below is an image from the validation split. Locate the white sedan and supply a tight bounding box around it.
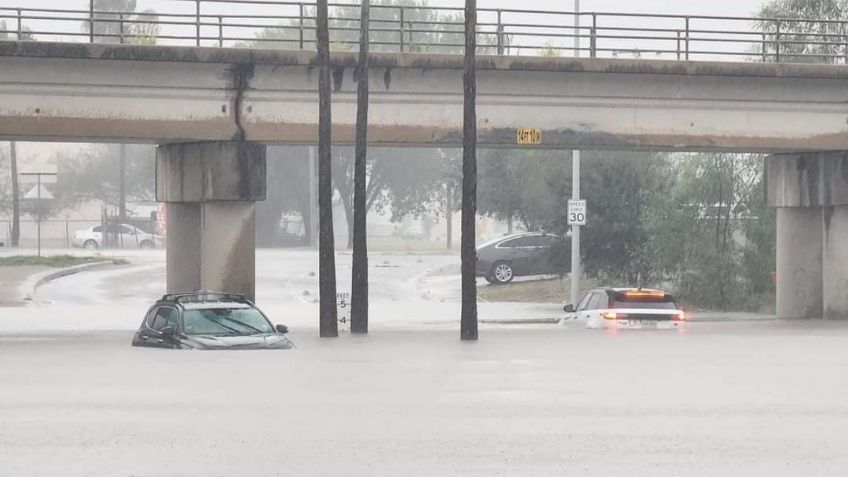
[562,288,686,330]
[72,224,163,250]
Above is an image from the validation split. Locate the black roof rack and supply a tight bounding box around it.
[159,291,253,305]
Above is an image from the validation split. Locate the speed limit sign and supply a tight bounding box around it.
[568,200,587,226]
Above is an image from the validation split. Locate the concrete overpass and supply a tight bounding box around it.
[3,41,848,151]
[1,40,847,319]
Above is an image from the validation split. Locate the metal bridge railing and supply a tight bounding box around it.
[3,0,848,63]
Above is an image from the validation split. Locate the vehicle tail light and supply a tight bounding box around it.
[674,311,686,321]
[602,312,618,320]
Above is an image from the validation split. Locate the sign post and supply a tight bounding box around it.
[20,168,57,257]
[570,0,582,309]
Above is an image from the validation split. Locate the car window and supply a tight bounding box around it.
[520,236,550,247]
[596,292,610,309]
[587,293,600,310]
[576,293,592,311]
[92,226,102,233]
[501,236,537,247]
[183,308,273,336]
[498,238,522,248]
[148,307,178,331]
[120,225,134,234]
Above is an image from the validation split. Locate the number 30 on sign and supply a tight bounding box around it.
[568,200,587,226]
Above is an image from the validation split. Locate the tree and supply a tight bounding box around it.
[0,21,34,41]
[351,0,371,334]
[81,0,160,45]
[317,0,339,338]
[461,0,478,341]
[53,144,154,212]
[256,147,314,247]
[754,0,848,63]
[643,153,768,311]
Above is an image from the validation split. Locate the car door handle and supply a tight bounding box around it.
[140,335,149,341]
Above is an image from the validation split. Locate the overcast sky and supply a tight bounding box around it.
[0,0,770,18]
[2,0,770,163]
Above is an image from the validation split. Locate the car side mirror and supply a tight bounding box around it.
[160,325,176,336]
[563,304,574,313]
[275,324,289,334]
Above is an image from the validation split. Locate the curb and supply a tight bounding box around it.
[21,260,115,303]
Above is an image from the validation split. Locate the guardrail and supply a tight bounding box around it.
[2,0,848,63]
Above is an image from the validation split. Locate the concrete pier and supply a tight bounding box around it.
[156,141,266,300]
[767,152,848,319]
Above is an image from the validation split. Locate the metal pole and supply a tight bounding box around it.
[195,0,201,46]
[89,0,94,43]
[574,0,580,56]
[299,3,304,49]
[685,16,690,60]
[399,7,405,52]
[570,0,581,309]
[218,16,223,47]
[37,174,41,257]
[119,12,124,44]
[590,13,597,58]
[776,20,781,62]
[16,9,22,40]
[496,10,503,55]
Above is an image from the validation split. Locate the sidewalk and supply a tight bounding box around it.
[0,265,50,307]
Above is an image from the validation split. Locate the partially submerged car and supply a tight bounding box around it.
[476,232,562,284]
[132,292,293,350]
[563,288,686,330]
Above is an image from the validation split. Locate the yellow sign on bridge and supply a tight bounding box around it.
[516,128,542,145]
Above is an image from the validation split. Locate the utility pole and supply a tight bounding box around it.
[317,0,339,338]
[461,0,478,341]
[9,141,20,247]
[351,0,370,334]
[570,0,582,309]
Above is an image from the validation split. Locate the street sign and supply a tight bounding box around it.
[568,199,587,226]
[516,128,542,145]
[23,184,53,200]
[337,292,351,330]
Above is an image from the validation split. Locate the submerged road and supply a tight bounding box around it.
[2,323,848,476]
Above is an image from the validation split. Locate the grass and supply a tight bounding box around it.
[0,255,127,268]
[478,276,597,304]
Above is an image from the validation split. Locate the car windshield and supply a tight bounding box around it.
[183,307,273,336]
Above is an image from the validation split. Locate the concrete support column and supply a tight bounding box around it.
[157,141,266,300]
[200,202,256,299]
[166,202,201,294]
[775,208,822,319]
[823,206,848,319]
[767,152,848,320]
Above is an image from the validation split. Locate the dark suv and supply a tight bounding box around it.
[132,292,293,350]
[476,232,563,284]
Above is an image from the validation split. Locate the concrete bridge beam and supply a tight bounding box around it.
[156,141,266,300]
[767,152,848,319]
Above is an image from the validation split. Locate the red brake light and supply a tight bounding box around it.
[602,312,617,320]
[674,311,686,321]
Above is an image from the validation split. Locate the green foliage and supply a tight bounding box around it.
[81,0,160,45]
[643,154,773,311]
[0,255,118,268]
[53,144,155,212]
[475,149,775,311]
[754,0,848,63]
